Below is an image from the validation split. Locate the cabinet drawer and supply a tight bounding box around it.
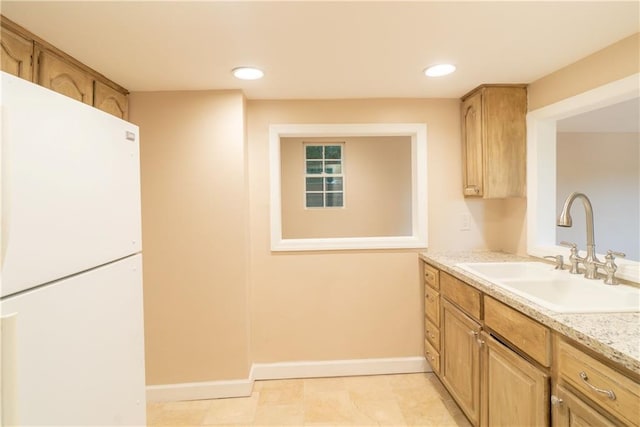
[425,338,440,375]
[441,272,481,320]
[556,338,640,427]
[484,296,551,367]
[425,316,440,351]
[424,263,440,290]
[425,286,440,327]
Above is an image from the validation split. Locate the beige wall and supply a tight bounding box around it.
[528,33,639,111]
[247,99,502,363]
[281,136,412,239]
[129,90,250,385]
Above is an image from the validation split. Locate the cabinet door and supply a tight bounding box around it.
[461,90,484,197]
[1,26,33,80]
[36,47,93,105]
[481,332,549,427]
[482,86,527,198]
[552,385,620,427]
[94,79,128,119]
[441,299,482,426]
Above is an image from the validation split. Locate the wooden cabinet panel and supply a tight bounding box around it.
[424,263,440,290]
[425,338,440,375]
[484,296,551,367]
[552,385,621,427]
[462,91,483,196]
[460,84,527,198]
[481,332,549,427]
[425,316,440,351]
[441,272,481,320]
[94,80,128,119]
[441,299,482,426]
[36,48,93,105]
[425,286,440,327]
[1,26,33,80]
[556,338,639,427]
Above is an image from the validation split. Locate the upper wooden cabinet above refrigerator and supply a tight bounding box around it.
[0,15,129,120]
[461,84,527,198]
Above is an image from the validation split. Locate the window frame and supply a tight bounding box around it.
[269,123,428,252]
[304,142,345,209]
[527,73,640,282]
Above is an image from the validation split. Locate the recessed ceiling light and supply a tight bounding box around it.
[232,67,264,80]
[424,64,456,77]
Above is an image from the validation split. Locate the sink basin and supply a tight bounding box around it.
[456,262,640,314]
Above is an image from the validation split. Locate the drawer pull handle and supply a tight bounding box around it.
[579,371,616,401]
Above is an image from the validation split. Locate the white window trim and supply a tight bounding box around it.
[527,73,639,282]
[270,123,428,251]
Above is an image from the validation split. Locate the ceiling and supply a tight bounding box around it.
[1,1,639,100]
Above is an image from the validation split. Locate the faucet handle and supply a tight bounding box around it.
[606,250,626,259]
[603,251,625,285]
[559,241,581,274]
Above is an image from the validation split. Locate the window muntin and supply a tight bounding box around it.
[304,143,344,208]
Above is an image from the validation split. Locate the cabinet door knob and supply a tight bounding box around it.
[550,395,563,406]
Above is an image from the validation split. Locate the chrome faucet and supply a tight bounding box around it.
[557,192,626,284]
[557,192,600,279]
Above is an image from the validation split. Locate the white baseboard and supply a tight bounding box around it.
[146,378,253,402]
[146,356,428,402]
[251,356,429,380]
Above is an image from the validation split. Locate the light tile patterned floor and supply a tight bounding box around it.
[146,373,472,426]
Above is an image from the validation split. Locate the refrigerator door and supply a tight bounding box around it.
[1,72,142,297]
[0,254,146,426]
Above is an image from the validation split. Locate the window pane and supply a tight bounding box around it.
[325,192,343,207]
[306,177,323,191]
[325,145,342,159]
[325,177,343,191]
[305,146,323,159]
[306,193,324,208]
[306,161,323,174]
[325,161,342,174]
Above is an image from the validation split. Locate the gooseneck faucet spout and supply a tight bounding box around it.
[557,192,600,279]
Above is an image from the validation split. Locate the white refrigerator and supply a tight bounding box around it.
[1,71,146,425]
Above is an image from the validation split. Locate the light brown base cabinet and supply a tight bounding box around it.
[481,331,549,427]
[552,385,621,427]
[441,299,482,426]
[421,260,640,427]
[423,262,441,375]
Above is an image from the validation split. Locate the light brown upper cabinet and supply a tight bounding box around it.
[1,25,33,80]
[94,80,129,120]
[1,15,128,119]
[36,47,94,106]
[461,84,527,198]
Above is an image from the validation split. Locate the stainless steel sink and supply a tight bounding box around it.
[456,262,640,314]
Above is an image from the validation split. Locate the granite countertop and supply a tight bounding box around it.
[419,250,640,376]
